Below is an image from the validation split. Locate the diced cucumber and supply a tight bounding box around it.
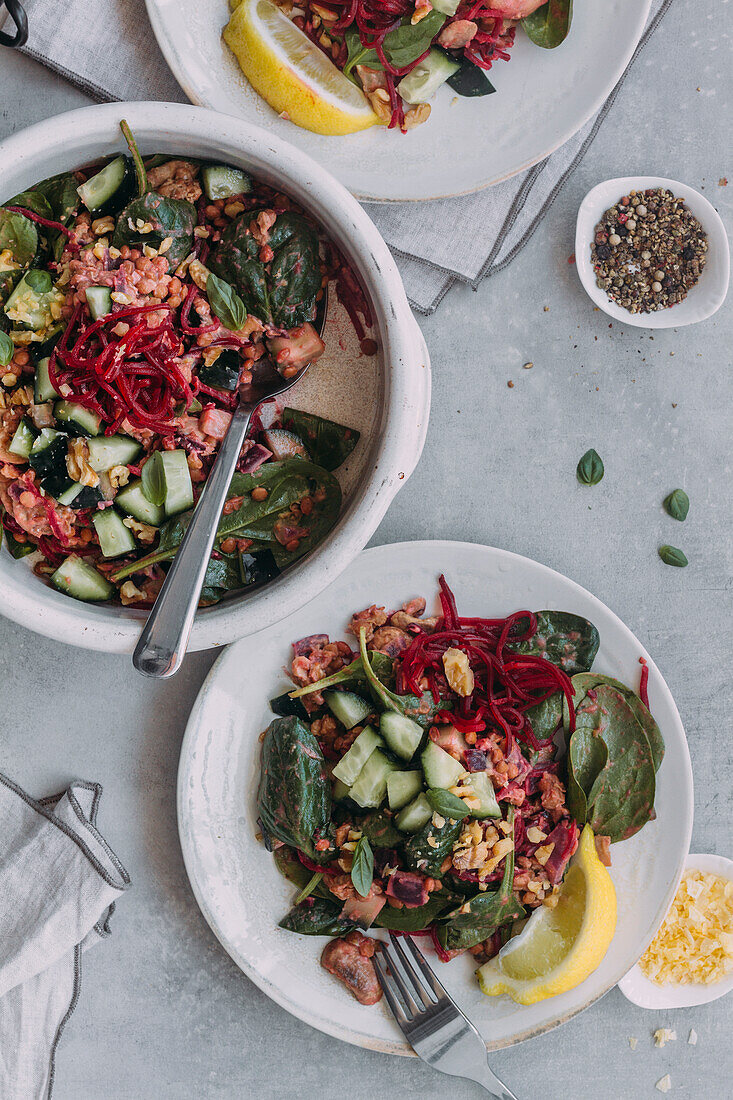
[51,554,113,602]
[4,271,59,331]
[332,778,351,802]
[397,49,460,105]
[348,749,398,809]
[141,450,193,516]
[29,429,68,478]
[77,155,133,214]
[201,165,253,201]
[269,691,310,721]
[396,792,433,833]
[324,689,373,730]
[92,509,136,559]
[54,480,83,507]
[86,286,112,321]
[387,770,424,811]
[34,357,59,403]
[421,740,466,790]
[463,772,501,819]
[197,350,241,391]
[87,434,142,472]
[379,711,423,761]
[53,400,101,437]
[431,0,460,12]
[114,478,165,526]
[332,726,382,787]
[8,417,38,459]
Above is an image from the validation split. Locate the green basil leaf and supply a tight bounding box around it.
[522,0,573,49]
[0,330,13,367]
[426,788,470,821]
[659,545,688,568]
[294,870,324,906]
[141,452,166,507]
[206,272,247,332]
[350,836,374,898]
[663,489,689,522]
[576,448,604,486]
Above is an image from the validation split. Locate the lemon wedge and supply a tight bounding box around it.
[477,825,617,1005]
[224,0,379,136]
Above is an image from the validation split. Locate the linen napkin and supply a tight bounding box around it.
[0,774,129,1100]
[13,0,672,312]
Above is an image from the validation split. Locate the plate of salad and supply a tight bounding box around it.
[146,0,652,200]
[178,540,693,1052]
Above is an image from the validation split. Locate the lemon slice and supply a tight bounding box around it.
[224,0,379,136]
[477,825,617,1004]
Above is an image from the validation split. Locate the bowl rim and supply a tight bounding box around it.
[574,175,730,329]
[0,101,431,653]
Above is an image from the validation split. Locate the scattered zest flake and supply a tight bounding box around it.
[654,1028,677,1048]
[628,1036,638,1050]
[639,870,733,985]
[688,1028,698,1045]
[655,1074,672,1094]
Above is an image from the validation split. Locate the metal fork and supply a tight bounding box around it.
[373,933,518,1098]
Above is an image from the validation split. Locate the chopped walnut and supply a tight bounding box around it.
[66,439,99,488]
[404,104,431,130]
[443,647,474,696]
[122,516,157,544]
[120,580,146,605]
[108,464,130,488]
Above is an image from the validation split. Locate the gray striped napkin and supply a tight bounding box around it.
[14,0,672,312]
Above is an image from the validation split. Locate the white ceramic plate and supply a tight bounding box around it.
[146,0,651,202]
[178,540,694,1053]
[618,853,733,1009]
[575,176,731,328]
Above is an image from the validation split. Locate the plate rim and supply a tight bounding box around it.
[145,0,653,203]
[177,538,694,1054]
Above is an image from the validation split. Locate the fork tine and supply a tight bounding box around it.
[378,942,424,1016]
[387,934,440,1007]
[373,949,411,1026]
[389,932,451,1002]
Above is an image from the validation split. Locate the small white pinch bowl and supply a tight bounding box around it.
[618,852,733,1009]
[575,176,730,329]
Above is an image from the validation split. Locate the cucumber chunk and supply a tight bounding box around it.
[387,770,424,811]
[197,350,241,391]
[54,480,83,507]
[421,740,466,790]
[324,689,373,730]
[141,450,193,516]
[380,711,423,761]
[8,417,38,459]
[86,286,112,321]
[29,429,68,478]
[332,726,382,787]
[431,0,460,12]
[77,155,133,214]
[51,554,113,602]
[92,509,136,559]
[269,691,310,721]
[87,434,142,472]
[201,165,253,201]
[396,792,433,833]
[114,478,165,526]
[34,357,59,403]
[348,749,398,809]
[332,778,351,802]
[397,49,460,105]
[462,772,501,819]
[53,400,101,437]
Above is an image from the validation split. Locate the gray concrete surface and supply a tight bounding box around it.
[1,1,731,1095]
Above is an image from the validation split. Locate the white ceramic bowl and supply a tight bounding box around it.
[0,102,430,653]
[575,176,730,328]
[618,853,733,1009]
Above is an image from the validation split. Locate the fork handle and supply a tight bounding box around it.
[132,399,256,678]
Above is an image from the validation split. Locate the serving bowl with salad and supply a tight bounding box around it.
[0,102,430,652]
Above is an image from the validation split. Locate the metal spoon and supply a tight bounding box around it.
[132,302,326,678]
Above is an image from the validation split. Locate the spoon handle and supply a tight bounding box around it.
[132,399,256,678]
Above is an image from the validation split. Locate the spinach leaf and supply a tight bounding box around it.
[572,684,656,842]
[350,837,374,897]
[343,28,380,76]
[358,626,449,728]
[426,788,470,821]
[523,0,573,49]
[206,272,248,332]
[576,447,604,486]
[385,11,447,67]
[0,330,13,367]
[566,725,608,825]
[200,551,244,602]
[659,545,688,568]
[437,809,524,950]
[209,210,321,328]
[0,208,38,266]
[290,651,395,699]
[663,489,689,522]
[32,172,80,224]
[375,890,456,931]
[513,611,600,674]
[403,814,463,876]
[273,844,314,889]
[566,672,665,773]
[282,408,360,472]
[279,897,352,937]
[256,715,332,860]
[357,810,402,849]
[112,192,196,269]
[7,191,54,220]
[524,691,562,742]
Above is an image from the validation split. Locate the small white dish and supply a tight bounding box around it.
[575,176,730,328]
[618,853,733,1009]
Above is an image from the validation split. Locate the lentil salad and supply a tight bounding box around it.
[0,121,370,607]
[257,575,664,1006]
